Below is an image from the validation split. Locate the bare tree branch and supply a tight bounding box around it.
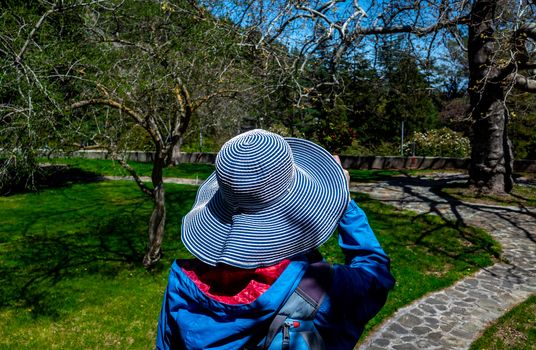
[115,156,154,196]
[514,74,536,92]
[346,16,471,38]
[448,26,468,52]
[191,89,245,112]
[71,98,145,126]
[518,23,536,40]
[99,38,152,54]
[172,79,193,136]
[16,0,108,64]
[15,6,57,64]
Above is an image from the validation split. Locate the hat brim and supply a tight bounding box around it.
[181,138,349,268]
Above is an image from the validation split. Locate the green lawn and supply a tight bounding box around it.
[41,157,443,184]
[348,169,418,182]
[0,177,501,348]
[0,181,197,349]
[40,157,215,180]
[470,295,536,350]
[347,169,461,182]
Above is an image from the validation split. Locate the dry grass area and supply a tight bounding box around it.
[440,183,536,207]
[470,295,536,350]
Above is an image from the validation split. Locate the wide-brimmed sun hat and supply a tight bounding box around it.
[181,129,349,268]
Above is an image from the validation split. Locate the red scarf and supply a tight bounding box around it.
[181,259,291,304]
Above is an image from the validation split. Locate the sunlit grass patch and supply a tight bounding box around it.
[469,295,535,350]
[0,181,195,349]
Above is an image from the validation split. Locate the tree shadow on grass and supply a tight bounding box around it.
[354,190,499,279]
[349,169,415,183]
[0,213,148,319]
[0,165,199,322]
[1,165,103,196]
[430,177,536,244]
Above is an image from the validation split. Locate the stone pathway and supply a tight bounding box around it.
[353,173,536,350]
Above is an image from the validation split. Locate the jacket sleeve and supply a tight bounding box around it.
[156,278,185,350]
[156,288,175,350]
[326,199,395,324]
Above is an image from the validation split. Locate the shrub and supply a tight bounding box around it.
[315,121,356,154]
[373,141,402,156]
[267,123,304,139]
[0,151,39,195]
[405,127,471,158]
[344,140,402,156]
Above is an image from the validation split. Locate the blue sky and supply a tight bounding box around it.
[201,1,468,88]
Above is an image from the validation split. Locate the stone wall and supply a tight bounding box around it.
[55,150,218,164]
[50,150,536,172]
[338,155,471,170]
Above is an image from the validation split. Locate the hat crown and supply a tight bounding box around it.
[216,129,294,210]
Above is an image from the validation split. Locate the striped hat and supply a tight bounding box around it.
[181,129,349,268]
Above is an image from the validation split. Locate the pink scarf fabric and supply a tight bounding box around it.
[181,259,291,304]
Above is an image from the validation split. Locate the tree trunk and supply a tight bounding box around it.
[142,155,167,267]
[171,136,183,165]
[467,0,514,194]
[469,98,514,193]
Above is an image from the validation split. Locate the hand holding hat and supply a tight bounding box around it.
[332,155,350,189]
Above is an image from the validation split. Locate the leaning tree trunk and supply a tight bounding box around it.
[171,140,182,165]
[143,155,167,267]
[467,0,514,194]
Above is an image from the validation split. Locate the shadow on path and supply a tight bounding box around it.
[379,173,536,245]
[353,173,536,350]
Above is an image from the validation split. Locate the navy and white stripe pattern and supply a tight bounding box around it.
[216,130,295,211]
[181,129,349,268]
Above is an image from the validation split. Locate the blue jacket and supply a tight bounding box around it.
[156,200,395,349]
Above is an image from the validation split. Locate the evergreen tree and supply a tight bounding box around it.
[345,46,439,152]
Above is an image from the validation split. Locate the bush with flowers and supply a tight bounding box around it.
[404,127,471,158]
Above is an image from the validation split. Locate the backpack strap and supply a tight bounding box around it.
[253,262,332,350]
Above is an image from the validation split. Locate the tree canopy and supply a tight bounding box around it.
[2,0,536,263]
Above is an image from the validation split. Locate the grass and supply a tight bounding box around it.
[39,157,215,180]
[346,169,457,182]
[0,175,502,348]
[469,295,536,350]
[40,157,444,184]
[348,169,414,182]
[440,184,536,207]
[0,181,197,349]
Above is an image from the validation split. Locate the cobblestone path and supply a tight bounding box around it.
[354,173,536,350]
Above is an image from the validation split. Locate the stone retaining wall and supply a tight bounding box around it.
[339,155,471,170]
[50,150,536,172]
